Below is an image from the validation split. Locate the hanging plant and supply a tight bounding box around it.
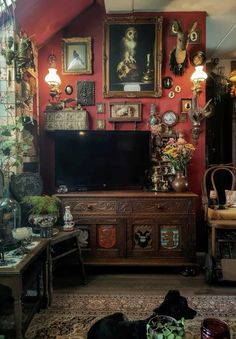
[0,114,33,192]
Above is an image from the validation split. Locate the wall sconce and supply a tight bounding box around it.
[44,54,61,102]
[189,65,213,144]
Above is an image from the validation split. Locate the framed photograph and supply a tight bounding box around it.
[103,16,163,98]
[96,119,106,130]
[96,102,105,113]
[62,37,92,74]
[181,98,192,113]
[109,101,141,122]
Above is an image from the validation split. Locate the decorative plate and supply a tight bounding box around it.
[190,51,206,66]
[162,111,178,127]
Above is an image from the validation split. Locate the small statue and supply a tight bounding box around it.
[63,205,75,231]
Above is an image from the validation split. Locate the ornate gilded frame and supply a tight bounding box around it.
[103,16,163,98]
[108,101,141,122]
[62,37,92,74]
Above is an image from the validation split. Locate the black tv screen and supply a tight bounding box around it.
[54,130,151,191]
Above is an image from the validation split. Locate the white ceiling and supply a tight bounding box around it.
[104,0,236,60]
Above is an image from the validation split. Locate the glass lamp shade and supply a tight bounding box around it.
[45,68,61,86]
[191,65,208,83]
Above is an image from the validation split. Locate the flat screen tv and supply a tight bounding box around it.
[54,130,151,191]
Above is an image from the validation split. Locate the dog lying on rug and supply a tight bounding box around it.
[87,290,197,339]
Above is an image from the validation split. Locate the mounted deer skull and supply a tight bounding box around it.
[170,20,198,76]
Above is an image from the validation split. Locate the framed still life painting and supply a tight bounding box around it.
[103,16,163,98]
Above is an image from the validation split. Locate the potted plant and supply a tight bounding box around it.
[22,195,61,236]
[146,315,185,339]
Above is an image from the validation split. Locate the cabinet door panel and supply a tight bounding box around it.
[127,218,157,257]
[78,218,126,259]
[158,217,195,258]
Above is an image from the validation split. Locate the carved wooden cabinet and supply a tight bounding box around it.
[57,191,197,267]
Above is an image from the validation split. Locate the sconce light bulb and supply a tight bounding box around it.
[191,65,208,83]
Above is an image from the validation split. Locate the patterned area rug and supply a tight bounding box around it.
[25,294,236,339]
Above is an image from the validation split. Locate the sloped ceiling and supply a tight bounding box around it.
[14,0,236,59]
[15,0,95,48]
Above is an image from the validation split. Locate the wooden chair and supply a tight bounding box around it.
[201,164,236,283]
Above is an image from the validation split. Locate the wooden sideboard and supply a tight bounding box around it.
[57,191,198,268]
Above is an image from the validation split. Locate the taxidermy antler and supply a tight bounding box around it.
[170,20,198,76]
[189,95,214,144]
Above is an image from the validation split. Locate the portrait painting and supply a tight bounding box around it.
[103,16,163,98]
[62,37,92,74]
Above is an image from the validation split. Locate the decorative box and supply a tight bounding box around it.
[44,109,89,131]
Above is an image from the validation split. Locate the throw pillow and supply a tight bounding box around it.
[225,190,236,207]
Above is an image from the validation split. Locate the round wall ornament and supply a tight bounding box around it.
[190,51,206,66]
[162,111,178,127]
[163,76,173,89]
[65,85,73,95]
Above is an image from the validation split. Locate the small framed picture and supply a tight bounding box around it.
[181,98,192,113]
[62,37,92,74]
[109,101,142,122]
[96,119,106,130]
[77,81,95,106]
[179,112,188,123]
[96,102,105,114]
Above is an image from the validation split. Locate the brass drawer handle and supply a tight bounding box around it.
[87,205,93,210]
[157,204,163,209]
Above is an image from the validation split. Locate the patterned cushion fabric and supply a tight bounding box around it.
[208,207,236,220]
[225,190,236,207]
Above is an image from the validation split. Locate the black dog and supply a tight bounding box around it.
[87,290,196,339]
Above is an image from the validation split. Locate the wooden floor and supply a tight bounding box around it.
[53,264,236,296]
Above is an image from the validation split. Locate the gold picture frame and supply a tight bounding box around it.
[181,98,192,113]
[103,16,163,98]
[109,101,142,122]
[62,37,92,74]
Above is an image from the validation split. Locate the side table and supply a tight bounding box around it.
[0,239,49,339]
[48,228,87,305]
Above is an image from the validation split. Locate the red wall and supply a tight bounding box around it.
[38,4,207,248]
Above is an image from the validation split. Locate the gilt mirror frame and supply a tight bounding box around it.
[103,16,163,98]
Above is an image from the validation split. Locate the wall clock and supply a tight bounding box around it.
[162,111,178,127]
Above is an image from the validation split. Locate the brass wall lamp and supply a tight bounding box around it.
[189,65,213,144]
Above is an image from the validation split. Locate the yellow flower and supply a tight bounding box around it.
[162,139,195,172]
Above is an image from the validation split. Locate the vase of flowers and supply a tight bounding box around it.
[162,136,195,193]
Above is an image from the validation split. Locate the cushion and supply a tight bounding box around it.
[208,207,236,220]
[225,190,236,207]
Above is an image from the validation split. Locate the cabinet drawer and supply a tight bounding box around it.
[66,199,117,215]
[131,199,193,214]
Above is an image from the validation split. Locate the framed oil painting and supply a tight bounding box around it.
[62,37,92,74]
[109,101,141,122]
[103,16,163,98]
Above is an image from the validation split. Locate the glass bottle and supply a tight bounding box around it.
[201,318,230,339]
